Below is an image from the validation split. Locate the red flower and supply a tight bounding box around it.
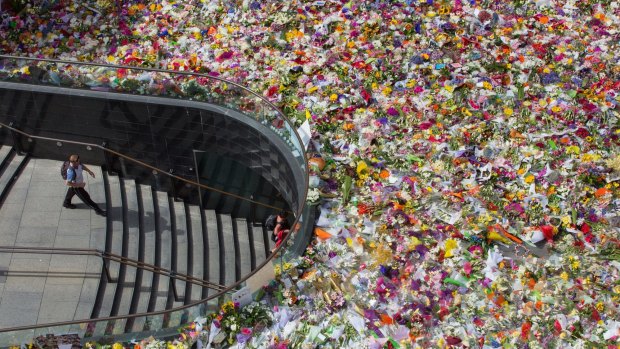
[575,128,590,138]
[266,85,278,97]
[580,223,591,234]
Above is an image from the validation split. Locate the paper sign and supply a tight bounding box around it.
[231,286,253,307]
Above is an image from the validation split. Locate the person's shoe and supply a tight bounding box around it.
[96,210,107,217]
[63,204,77,209]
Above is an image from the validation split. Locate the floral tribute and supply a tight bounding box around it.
[2,0,620,347]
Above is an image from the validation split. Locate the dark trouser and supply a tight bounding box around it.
[63,187,104,213]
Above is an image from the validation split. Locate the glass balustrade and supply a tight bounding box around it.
[0,55,309,347]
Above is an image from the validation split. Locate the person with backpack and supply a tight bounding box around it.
[62,154,106,217]
[267,211,289,252]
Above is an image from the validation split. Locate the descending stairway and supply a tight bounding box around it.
[89,167,276,331]
[0,144,280,333]
[0,145,29,206]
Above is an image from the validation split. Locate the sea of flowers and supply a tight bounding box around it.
[2,0,620,348]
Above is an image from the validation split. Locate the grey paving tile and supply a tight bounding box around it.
[3,276,46,293]
[0,231,18,246]
[77,282,99,306]
[56,219,91,236]
[49,255,87,273]
[73,301,94,320]
[53,235,90,249]
[89,228,106,249]
[28,170,62,182]
[15,227,57,246]
[10,161,33,189]
[59,207,94,220]
[0,309,38,327]
[24,181,67,197]
[9,257,50,272]
[42,284,82,302]
[0,253,12,266]
[10,253,51,261]
[38,300,78,322]
[0,203,24,219]
[23,196,63,212]
[19,211,60,228]
[3,187,29,204]
[0,291,42,309]
[45,275,93,285]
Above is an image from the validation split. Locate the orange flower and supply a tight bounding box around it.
[595,187,611,198]
[379,169,390,179]
[380,314,394,325]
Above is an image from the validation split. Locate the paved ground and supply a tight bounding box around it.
[0,158,105,328]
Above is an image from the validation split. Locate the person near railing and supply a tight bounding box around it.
[63,154,107,217]
[271,211,290,252]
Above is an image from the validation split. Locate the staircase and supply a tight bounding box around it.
[0,145,277,332]
[90,165,276,333]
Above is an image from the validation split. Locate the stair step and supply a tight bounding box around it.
[77,165,105,322]
[132,185,156,322]
[235,218,252,281]
[153,190,172,311]
[114,179,139,316]
[171,200,188,301]
[188,205,204,302]
[0,152,26,204]
[0,145,13,172]
[98,174,123,318]
[251,222,267,267]
[219,213,235,286]
[204,209,220,297]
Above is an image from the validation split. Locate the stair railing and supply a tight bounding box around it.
[0,246,228,294]
[0,121,288,213]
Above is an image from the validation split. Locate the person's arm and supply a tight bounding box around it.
[81,164,95,178]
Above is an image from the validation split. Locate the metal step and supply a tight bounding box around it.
[204,209,220,297]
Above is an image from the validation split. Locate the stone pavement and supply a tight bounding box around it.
[0,158,105,328]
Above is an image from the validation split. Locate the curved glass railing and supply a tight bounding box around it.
[0,56,310,346]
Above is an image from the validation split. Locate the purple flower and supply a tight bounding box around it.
[236,328,252,344]
[387,107,399,116]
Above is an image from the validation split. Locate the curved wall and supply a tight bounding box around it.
[0,82,303,213]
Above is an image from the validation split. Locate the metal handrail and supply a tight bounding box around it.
[0,55,309,334]
[0,246,227,291]
[0,121,289,213]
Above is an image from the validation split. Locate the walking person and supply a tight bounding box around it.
[63,154,106,217]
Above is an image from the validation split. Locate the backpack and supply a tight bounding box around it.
[60,160,71,180]
[265,214,277,231]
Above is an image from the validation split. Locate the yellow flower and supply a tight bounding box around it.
[566,145,580,155]
[524,174,535,184]
[356,161,369,179]
[595,302,605,312]
[561,216,571,226]
[560,272,569,281]
[444,239,458,258]
[482,81,492,90]
[113,343,124,349]
[504,107,513,116]
[382,87,392,96]
[330,93,338,102]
